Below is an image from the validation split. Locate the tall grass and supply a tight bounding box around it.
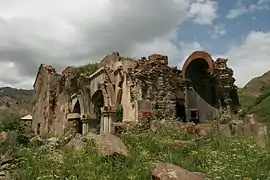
[8,127,270,180]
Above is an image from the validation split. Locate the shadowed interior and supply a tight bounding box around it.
[92,90,104,133]
[186,58,218,108]
[72,101,83,134]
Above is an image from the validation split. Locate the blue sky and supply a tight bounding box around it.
[0,0,269,88]
[177,0,270,54]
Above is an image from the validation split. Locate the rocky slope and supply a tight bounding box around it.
[0,87,33,116]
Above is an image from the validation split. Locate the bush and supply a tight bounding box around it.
[0,112,33,144]
[0,112,21,132]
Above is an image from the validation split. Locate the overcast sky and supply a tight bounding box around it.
[0,0,269,89]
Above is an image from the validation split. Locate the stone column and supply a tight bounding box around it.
[100,106,117,134]
[184,86,189,122]
[81,119,89,135]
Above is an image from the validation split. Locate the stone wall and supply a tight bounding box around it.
[31,51,240,135]
[127,54,183,120]
[32,65,57,134]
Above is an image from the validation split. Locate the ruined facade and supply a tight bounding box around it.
[32,51,240,135]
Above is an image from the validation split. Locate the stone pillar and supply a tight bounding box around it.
[184,86,189,122]
[100,106,117,134]
[81,119,89,135]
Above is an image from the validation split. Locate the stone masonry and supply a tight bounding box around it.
[31,51,240,135]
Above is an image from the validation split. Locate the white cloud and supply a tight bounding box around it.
[133,36,204,68]
[189,0,218,24]
[226,0,270,19]
[224,31,270,87]
[209,24,227,38]
[0,0,218,89]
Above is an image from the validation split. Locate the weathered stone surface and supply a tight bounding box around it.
[95,134,128,157]
[174,123,213,136]
[0,131,17,145]
[30,136,45,146]
[152,162,205,180]
[31,51,239,136]
[46,137,59,146]
[218,124,232,137]
[0,170,10,180]
[229,120,244,135]
[244,120,268,148]
[219,114,232,124]
[67,133,87,151]
[0,153,13,180]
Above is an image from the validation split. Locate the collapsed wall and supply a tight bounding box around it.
[127,54,184,120]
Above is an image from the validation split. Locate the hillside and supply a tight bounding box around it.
[239,71,270,123]
[0,87,33,116]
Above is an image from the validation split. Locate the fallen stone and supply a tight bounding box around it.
[46,137,59,146]
[95,134,128,157]
[67,133,87,151]
[152,162,205,180]
[196,124,213,136]
[245,122,268,148]
[245,114,259,124]
[30,136,45,146]
[218,124,232,137]
[0,131,17,145]
[0,153,12,168]
[219,114,232,124]
[244,122,268,137]
[229,120,244,135]
[0,170,11,180]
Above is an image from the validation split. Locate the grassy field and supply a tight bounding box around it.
[5,127,269,180]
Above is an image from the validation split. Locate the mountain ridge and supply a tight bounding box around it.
[0,87,33,116]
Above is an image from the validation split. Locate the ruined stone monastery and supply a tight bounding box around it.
[31,51,240,135]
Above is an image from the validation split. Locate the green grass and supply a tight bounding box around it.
[7,128,270,180]
[239,85,270,124]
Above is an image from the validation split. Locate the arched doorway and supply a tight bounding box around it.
[185,58,217,107]
[92,90,104,134]
[181,51,219,122]
[69,100,83,134]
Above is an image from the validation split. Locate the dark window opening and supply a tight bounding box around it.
[37,123,41,135]
[92,90,105,134]
[176,99,186,122]
[72,100,83,134]
[73,101,81,114]
[190,109,199,124]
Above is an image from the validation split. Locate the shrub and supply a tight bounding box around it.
[0,112,33,145]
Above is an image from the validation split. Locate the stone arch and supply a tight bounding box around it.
[72,100,81,114]
[182,51,218,108]
[182,51,215,80]
[91,90,105,133]
[71,95,85,115]
[92,90,105,109]
[69,97,83,134]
